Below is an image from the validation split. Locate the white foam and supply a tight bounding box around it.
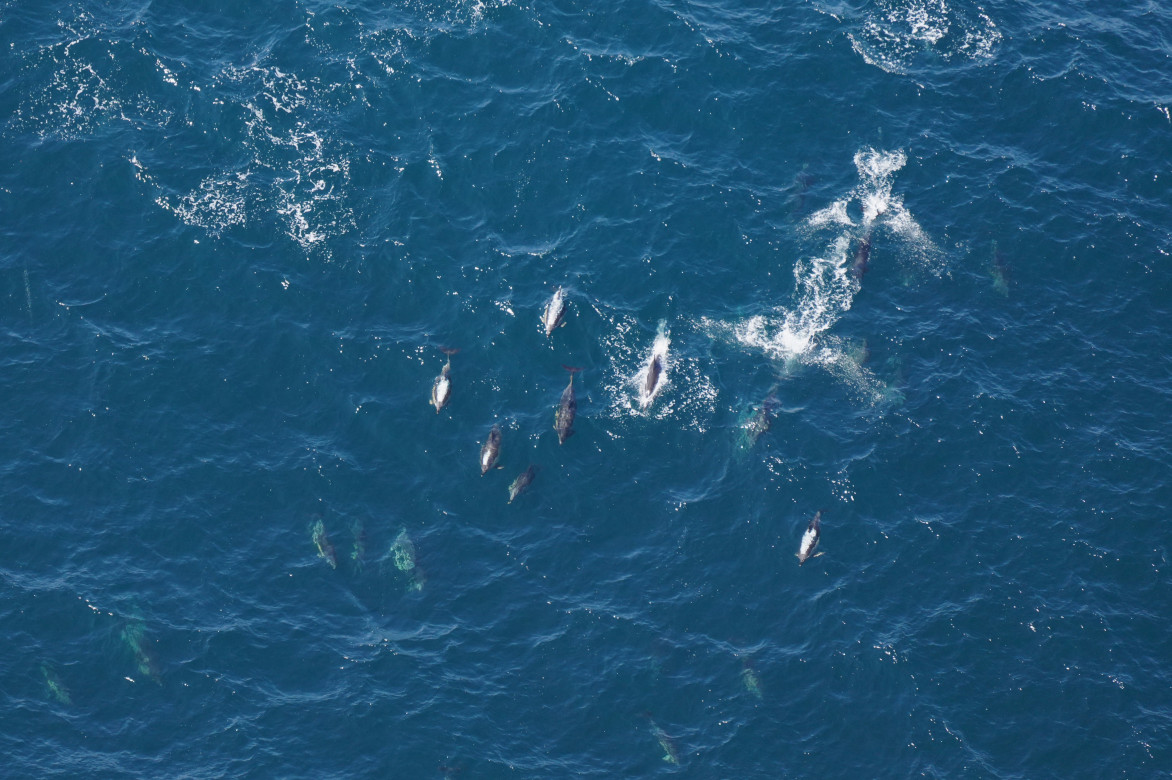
[808,200,854,229]
[164,174,249,235]
[847,0,1001,76]
[136,65,355,254]
[705,149,933,405]
[13,17,173,141]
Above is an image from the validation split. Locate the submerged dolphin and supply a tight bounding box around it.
[740,658,764,700]
[642,715,681,765]
[480,424,502,475]
[554,366,581,444]
[851,230,873,281]
[735,385,780,455]
[542,287,568,336]
[350,519,367,572]
[508,465,538,504]
[796,510,824,566]
[390,527,425,591]
[990,241,1011,296]
[311,518,337,569]
[41,664,72,706]
[120,617,162,684]
[430,348,459,413]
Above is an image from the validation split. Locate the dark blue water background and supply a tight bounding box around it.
[2,0,1171,776]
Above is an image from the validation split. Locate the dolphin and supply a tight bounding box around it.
[848,338,871,367]
[642,715,681,765]
[644,356,662,401]
[554,366,582,444]
[350,519,367,572]
[735,385,780,455]
[120,617,162,684]
[796,510,824,566]
[542,287,568,336]
[390,527,425,591]
[508,465,538,504]
[311,518,337,569]
[788,164,814,214]
[740,658,764,700]
[851,230,873,281]
[41,664,72,706]
[639,322,670,409]
[990,241,1011,296]
[480,424,503,475]
[430,348,458,413]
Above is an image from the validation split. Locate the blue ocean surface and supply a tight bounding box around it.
[2,0,1171,776]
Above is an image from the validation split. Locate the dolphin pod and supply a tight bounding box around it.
[420,290,841,570]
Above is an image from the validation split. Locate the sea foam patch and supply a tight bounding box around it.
[705,149,931,405]
[846,0,1001,76]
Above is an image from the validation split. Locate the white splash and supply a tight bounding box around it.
[847,0,1001,76]
[12,13,173,140]
[139,65,354,254]
[161,173,250,235]
[704,149,933,404]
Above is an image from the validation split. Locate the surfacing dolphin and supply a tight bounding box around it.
[639,321,670,410]
[430,348,459,413]
[796,510,824,566]
[555,366,582,444]
[480,424,502,475]
[542,287,568,336]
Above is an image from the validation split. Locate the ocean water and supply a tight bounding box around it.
[2,0,1171,776]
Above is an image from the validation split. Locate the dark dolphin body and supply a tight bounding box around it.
[480,424,502,475]
[508,465,538,504]
[639,323,670,409]
[555,366,581,445]
[851,230,873,281]
[789,165,814,214]
[991,241,1011,296]
[643,355,663,402]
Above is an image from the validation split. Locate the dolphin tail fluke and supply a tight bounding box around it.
[440,347,460,356]
[561,365,583,374]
